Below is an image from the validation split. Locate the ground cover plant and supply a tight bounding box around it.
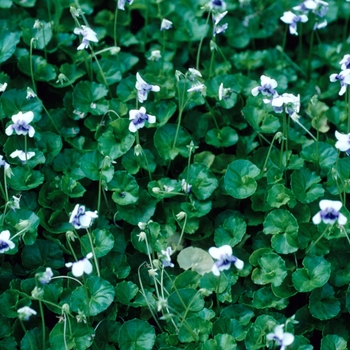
[1,0,350,349]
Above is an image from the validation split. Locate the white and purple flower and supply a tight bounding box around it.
[312,200,347,225]
[0,230,15,254]
[73,25,98,50]
[5,111,35,137]
[17,306,37,321]
[160,18,173,31]
[135,73,160,103]
[251,75,278,97]
[280,11,308,35]
[118,0,133,10]
[335,131,350,155]
[330,69,350,96]
[10,150,35,162]
[340,55,350,70]
[66,253,93,277]
[266,325,294,350]
[208,0,226,11]
[209,245,244,276]
[129,107,156,132]
[161,247,174,268]
[69,204,98,229]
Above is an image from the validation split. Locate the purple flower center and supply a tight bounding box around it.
[0,240,9,251]
[132,112,149,126]
[258,84,276,96]
[321,208,339,222]
[14,121,30,133]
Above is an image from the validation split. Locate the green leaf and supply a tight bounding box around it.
[267,184,296,208]
[179,164,218,200]
[224,160,260,199]
[21,19,52,50]
[49,319,94,350]
[117,190,157,225]
[205,127,239,148]
[309,283,340,320]
[154,124,191,160]
[291,168,324,204]
[251,253,287,287]
[72,81,109,115]
[301,142,338,172]
[0,291,19,317]
[177,247,213,275]
[118,319,156,350]
[320,335,348,350]
[0,31,20,63]
[81,229,114,258]
[292,256,331,292]
[214,216,247,247]
[80,151,103,181]
[110,171,139,205]
[263,209,299,235]
[6,209,39,245]
[178,316,212,343]
[18,55,57,81]
[98,119,135,160]
[21,327,48,350]
[220,304,255,326]
[252,286,288,310]
[212,318,246,341]
[70,276,115,316]
[168,288,204,316]
[21,239,65,269]
[7,168,44,191]
[148,178,182,199]
[242,105,280,133]
[181,198,212,218]
[115,281,139,305]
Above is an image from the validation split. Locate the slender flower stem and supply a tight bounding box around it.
[39,300,46,350]
[137,263,163,332]
[51,275,83,287]
[30,38,38,94]
[114,6,119,48]
[175,214,187,252]
[262,135,278,172]
[86,228,100,277]
[216,274,221,311]
[307,27,315,81]
[90,48,112,98]
[306,225,332,254]
[196,10,211,71]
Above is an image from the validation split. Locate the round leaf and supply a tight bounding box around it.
[224,160,260,199]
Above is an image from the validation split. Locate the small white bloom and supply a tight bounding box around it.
[26,87,37,99]
[0,155,10,172]
[181,179,192,193]
[218,83,232,101]
[266,325,294,350]
[0,230,15,253]
[212,11,228,25]
[37,267,53,284]
[280,11,308,35]
[330,69,350,96]
[335,130,350,154]
[187,82,206,93]
[339,55,350,70]
[265,93,300,115]
[135,72,160,103]
[209,245,244,276]
[69,204,98,229]
[148,50,161,61]
[188,68,202,78]
[17,306,37,321]
[129,106,156,132]
[251,75,278,97]
[312,200,347,225]
[214,23,228,36]
[118,0,133,10]
[5,111,35,137]
[0,82,7,92]
[10,150,35,161]
[73,110,86,119]
[160,18,173,31]
[9,195,21,211]
[73,25,98,50]
[161,247,174,268]
[66,253,93,277]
